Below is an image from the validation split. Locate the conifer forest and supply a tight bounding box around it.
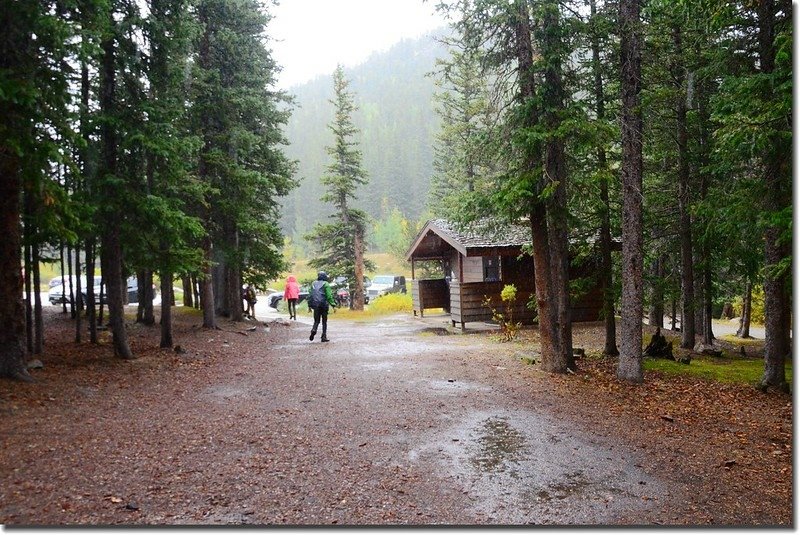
[0,0,792,390]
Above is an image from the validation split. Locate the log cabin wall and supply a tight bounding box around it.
[449,254,538,328]
[411,278,449,317]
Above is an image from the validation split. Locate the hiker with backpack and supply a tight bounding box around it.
[307,271,337,342]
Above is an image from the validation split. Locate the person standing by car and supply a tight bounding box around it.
[307,271,336,342]
[243,284,257,319]
[284,275,300,320]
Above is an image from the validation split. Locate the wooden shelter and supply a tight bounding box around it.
[405,219,604,329]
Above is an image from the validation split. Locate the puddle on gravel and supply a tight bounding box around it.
[469,417,525,473]
[205,385,245,399]
[427,379,489,393]
[533,470,591,501]
[407,409,670,524]
[361,362,395,371]
[418,327,452,336]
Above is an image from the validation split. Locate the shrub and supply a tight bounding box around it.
[484,284,522,342]
[369,292,412,313]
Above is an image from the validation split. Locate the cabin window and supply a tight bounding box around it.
[483,256,500,282]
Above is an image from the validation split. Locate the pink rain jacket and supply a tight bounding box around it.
[284,275,300,300]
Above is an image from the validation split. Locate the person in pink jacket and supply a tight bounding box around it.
[283,275,301,320]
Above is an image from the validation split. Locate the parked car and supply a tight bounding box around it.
[48,276,103,306]
[48,276,150,306]
[267,287,310,309]
[366,275,406,302]
[331,275,371,306]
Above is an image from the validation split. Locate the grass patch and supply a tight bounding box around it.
[717,333,764,347]
[644,355,793,385]
[367,293,412,313]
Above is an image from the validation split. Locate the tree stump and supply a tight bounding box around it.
[644,327,673,359]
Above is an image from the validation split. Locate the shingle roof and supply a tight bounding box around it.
[430,218,530,249]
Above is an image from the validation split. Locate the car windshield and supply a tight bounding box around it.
[373,276,394,285]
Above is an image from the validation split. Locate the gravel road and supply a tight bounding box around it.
[183,313,681,525]
[4,307,787,526]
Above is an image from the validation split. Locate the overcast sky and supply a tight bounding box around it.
[268,0,448,89]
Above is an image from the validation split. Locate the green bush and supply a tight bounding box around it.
[484,284,522,342]
[369,292,412,313]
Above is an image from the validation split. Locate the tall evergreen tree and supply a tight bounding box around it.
[434,0,578,372]
[617,0,644,383]
[307,65,373,311]
[192,0,296,324]
[428,6,497,220]
[141,0,203,347]
[97,1,133,358]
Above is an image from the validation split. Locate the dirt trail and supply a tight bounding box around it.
[0,309,790,525]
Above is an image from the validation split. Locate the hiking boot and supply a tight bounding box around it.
[309,331,315,341]
[321,335,329,342]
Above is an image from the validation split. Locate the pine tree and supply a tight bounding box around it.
[306,65,373,311]
[429,9,497,220]
[192,0,296,324]
[617,0,644,383]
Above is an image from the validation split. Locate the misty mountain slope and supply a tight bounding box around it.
[280,31,447,241]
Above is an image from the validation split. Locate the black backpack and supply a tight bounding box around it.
[307,280,326,309]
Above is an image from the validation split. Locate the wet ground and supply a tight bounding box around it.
[228,312,681,525]
[9,306,784,526]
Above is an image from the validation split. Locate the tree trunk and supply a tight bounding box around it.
[591,0,618,357]
[59,246,67,314]
[85,238,97,343]
[513,0,559,367]
[99,16,133,359]
[160,269,173,348]
[24,237,33,355]
[0,151,32,381]
[673,26,695,350]
[670,298,677,331]
[201,238,216,329]
[73,242,82,343]
[228,263,243,322]
[617,0,644,383]
[136,269,155,325]
[758,0,791,389]
[80,58,96,343]
[353,223,365,311]
[648,256,664,328]
[701,253,714,344]
[98,279,105,326]
[696,62,714,346]
[212,255,228,317]
[542,0,574,372]
[32,242,43,354]
[66,245,74,318]
[182,275,193,307]
[736,281,752,338]
[23,186,34,353]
